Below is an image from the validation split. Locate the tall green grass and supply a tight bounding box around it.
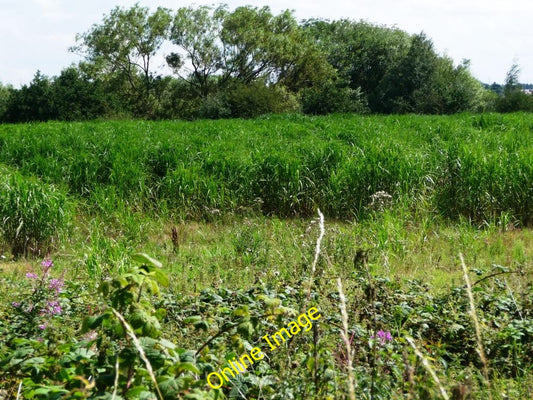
[0,165,70,257]
[0,113,532,224]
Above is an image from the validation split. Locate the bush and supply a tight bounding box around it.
[496,91,533,112]
[0,166,71,257]
[301,81,369,114]
[223,81,301,118]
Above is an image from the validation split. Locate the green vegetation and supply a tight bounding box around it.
[0,114,532,398]
[0,165,70,258]
[0,113,532,224]
[4,3,532,124]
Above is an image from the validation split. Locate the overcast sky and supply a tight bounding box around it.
[1,0,532,87]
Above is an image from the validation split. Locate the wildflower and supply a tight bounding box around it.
[38,324,47,330]
[41,259,53,268]
[12,301,21,307]
[372,330,393,346]
[44,300,62,315]
[26,272,39,279]
[48,278,64,293]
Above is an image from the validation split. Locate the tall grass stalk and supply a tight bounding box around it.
[305,208,325,306]
[16,381,22,400]
[405,336,449,400]
[337,277,357,400]
[111,355,119,400]
[112,309,163,400]
[459,253,492,398]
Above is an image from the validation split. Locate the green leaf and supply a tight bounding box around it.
[237,320,254,338]
[159,338,176,350]
[82,314,108,332]
[176,361,200,374]
[153,268,169,287]
[184,315,203,324]
[132,253,163,268]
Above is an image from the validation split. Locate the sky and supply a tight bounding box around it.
[1,0,532,87]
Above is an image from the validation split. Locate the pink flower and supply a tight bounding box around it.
[38,324,47,330]
[48,279,64,293]
[12,301,21,307]
[372,330,393,345]
[45,300,62,315]
[41,259,53,268]
[26,273,39,279]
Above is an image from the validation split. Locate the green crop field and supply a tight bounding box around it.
[0,113,532,399]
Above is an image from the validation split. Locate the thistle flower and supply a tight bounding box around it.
[11,301,21,307]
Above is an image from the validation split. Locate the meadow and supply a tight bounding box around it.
[0,113,532,399]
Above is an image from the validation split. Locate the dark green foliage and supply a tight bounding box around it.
[2,68,122,123]
[377,33,438,113]
[495,64,533,113]
[223,81,300,118]
[3,72,55,122]
[0,4,493,122]
[301,81,369,115]
[303,20,489,114]
[51,67,108,121]
[0,82,11,120]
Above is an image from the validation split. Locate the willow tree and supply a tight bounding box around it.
[72,4,172,116]
[167,5,331,97]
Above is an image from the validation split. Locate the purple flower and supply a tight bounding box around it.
[12,301,21,307]
[45,300,62,315]
[38,324,47,330]
[372,330,393,345]
[41,259,53,268]
[48,278,64,293]
[26,273,39,279]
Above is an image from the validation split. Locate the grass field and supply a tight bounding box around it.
[0,113,532,399]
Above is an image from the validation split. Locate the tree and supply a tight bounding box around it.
[303,19,411,111]
[496,63,533,112]
[166,5,226,97]
[376,33,438,113]
[51,67,108,120]
[0,82,12,121]
[504,63,521,92]
[167,5,331,98]
[4,71,55,122]
[72,4,172,116]
[411,58,487,114]
[220,6,299,84]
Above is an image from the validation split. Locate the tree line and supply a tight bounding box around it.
[1,4,532,123]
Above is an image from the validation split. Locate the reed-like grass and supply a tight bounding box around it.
[0,165,70,257]
[0,113,532,224]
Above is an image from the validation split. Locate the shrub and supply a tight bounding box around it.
[223,81,301,118]
[301,81,369,115]
[0,166,71,257]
